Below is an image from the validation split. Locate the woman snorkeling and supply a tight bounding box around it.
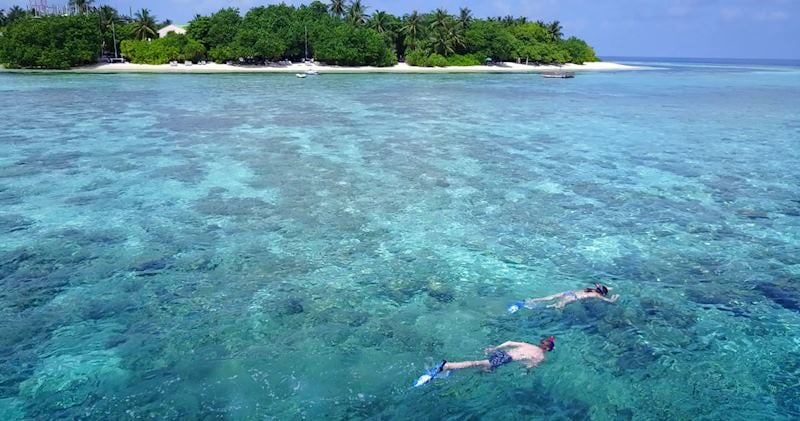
[509,283,619,313]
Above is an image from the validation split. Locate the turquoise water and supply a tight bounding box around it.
[1,62,799,419]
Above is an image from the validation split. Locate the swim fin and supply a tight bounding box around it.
[508,300,542,313]
[413,360,446,387]
[507,301,526,314]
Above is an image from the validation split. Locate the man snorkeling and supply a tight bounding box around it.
[414,337,555,387]
[522,283,619,310]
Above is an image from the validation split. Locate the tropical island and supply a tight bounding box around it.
[0,1,630,73]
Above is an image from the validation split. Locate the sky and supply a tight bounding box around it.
[2,0,798,59]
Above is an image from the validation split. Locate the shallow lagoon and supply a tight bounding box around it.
[1,61,799,419]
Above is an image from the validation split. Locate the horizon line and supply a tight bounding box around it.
[601,55,800,62]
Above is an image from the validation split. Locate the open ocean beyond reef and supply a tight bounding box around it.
[1,59,799,420]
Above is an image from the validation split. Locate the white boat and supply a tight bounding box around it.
[542,72,575,79]
[296,73,307,78]
[300,26,319,76]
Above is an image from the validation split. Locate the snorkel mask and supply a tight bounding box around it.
[541,336,555,351]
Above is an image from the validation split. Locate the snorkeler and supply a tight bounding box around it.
[524,283,619,310]
[414,337,555,387]
[508,283,619,313]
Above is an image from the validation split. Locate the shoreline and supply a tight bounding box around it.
[1,61,643,74]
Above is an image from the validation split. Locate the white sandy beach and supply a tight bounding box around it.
[2,61,640,74]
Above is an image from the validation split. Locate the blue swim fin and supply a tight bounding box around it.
[508,301,543,314]
[413,360,446,387]
[507,301,526,314]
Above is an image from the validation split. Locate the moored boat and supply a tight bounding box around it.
[542,72,575,78]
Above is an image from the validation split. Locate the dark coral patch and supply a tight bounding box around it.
[0,214,34,233]
[194,191,271,217]
[757,282,800,312]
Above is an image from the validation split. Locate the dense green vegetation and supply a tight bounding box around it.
[121,33,205,64]
[0,1,599,69]
[0,14,101,69]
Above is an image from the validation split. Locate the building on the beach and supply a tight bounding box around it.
[157,24,187,38]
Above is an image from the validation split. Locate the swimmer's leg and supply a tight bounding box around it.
[547,299,569,309]
[444,360,492,372]
[525,293,563,305]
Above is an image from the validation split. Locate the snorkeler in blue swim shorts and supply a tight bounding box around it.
[425,337,555,380]
[414,337,555,386]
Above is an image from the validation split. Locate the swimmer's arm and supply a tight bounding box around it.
[524,360,540,369]
[485,341,522,353]
[598,294,620,303]
[496,341,524,349]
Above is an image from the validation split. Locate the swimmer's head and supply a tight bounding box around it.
[594,283,609,296]
[540,336,555,352]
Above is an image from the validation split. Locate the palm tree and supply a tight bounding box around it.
[0,9,6,27]
[430,8,450,32]
[449,25,465,52]
[457,7,472,30]
[329,0,346,18]
[547,20,563,41]
[98,6,122,56]
[369,10,390,34]
[502,15,515,26]
[6,5,27,23]
[132,8,158,40]
[429,8,459,56]
[430,29,456,57]
[347,0,368,26]
[69,0,94,14]
[431,14,460,57]
[98,5,120,32]
[401,11,424,51]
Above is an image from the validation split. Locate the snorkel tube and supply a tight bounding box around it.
[594,283,609,296]
[543,336,555,351]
